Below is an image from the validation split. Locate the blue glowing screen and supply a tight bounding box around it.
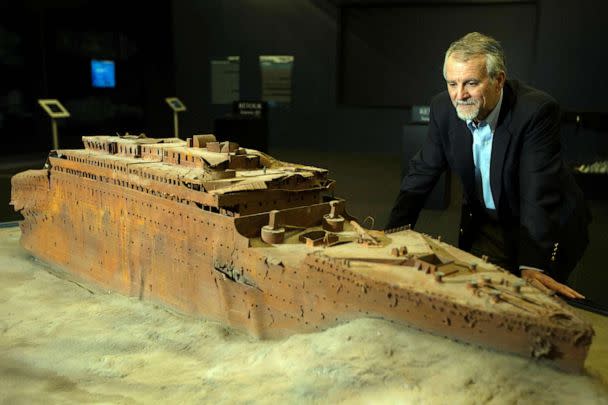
[91,60,116,88]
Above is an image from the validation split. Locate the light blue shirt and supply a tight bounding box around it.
[466,90,503,210]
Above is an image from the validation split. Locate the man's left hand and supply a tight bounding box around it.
[520,268,585,299]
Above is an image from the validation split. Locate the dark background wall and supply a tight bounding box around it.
[173,0,608,154]
[1,0,607,306]
[3,0,607,155]
[0,0,174,154]
[340,2,538,107]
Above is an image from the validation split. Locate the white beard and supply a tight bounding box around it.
[455,100,480,121]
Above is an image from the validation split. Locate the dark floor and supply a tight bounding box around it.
[2,148,607,309]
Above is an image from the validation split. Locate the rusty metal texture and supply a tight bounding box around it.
[10,134,594,372]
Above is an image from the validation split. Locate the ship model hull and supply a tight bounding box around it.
[11,135,593,372]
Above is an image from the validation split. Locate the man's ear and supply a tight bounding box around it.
[495,71,506,89]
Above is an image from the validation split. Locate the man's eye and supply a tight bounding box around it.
[447,82,456,87]
[467,81,478,86]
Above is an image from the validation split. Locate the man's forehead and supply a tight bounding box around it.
[446,56,488,80]
[445,54,487,79]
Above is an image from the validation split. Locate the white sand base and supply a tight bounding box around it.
[1,226,607,404]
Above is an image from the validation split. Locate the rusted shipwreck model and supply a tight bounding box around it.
[11,134,593,372]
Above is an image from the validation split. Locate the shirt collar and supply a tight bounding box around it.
[466,89,503,132]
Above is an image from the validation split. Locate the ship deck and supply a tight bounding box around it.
[250,225,578,323]
[1,224,607,403]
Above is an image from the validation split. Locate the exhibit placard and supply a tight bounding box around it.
[211,56,240,104]
[259,55,294,104]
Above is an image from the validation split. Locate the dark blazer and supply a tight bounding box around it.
[386,80,590,281]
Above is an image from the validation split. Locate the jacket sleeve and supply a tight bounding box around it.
[386,103,448,230]
[517,99,563,270]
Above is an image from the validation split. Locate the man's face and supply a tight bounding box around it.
[445,54,505,122]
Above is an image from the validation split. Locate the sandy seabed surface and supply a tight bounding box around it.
[1,226,607,405]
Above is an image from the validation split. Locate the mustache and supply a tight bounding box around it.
[456,100,478,106]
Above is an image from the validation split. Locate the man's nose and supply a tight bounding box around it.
[456,85,468,100]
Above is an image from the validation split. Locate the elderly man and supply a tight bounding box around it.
[386,32,590,298]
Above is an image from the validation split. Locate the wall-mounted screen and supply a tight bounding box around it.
[91,59,116,88]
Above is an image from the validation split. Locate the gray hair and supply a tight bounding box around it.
[443,32,507,80]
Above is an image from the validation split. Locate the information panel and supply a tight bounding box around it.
[260,55,294,104]
[211,56,240,105]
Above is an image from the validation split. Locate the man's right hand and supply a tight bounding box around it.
[521,268,585,299]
